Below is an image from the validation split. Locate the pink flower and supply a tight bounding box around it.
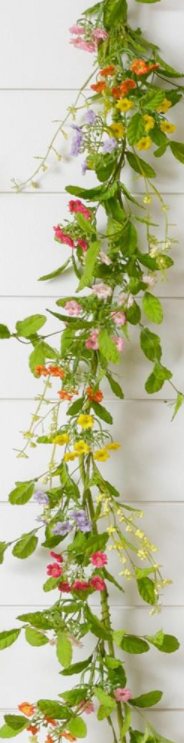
[99,251,112,266]
[78,701,95,715]
[50,551,64,563]
[93,29,108,41]
[85,329,99,350]
[118,293,134,309]
[47,563,63,578]
[142,275,156,287]
[111,311,126,326]
[68,634,83,648]
[91,551,108,567]
[73,580,90,591]
[69,25,85,35]
[78,238,88,253]
[112,336,125,352]
[70,38,95,52]
[92,283,112,300]
[53,225,75,248]
[90,576,106,591]
[58,581,71,593]
[114,688,132,703]
[65,301,82,316]
[68,200,91,220]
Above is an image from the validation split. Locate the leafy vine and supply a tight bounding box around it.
[0,1,183,742]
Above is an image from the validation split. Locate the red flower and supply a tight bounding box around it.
[120,78,137,94]
[90,576,106,591]
[73,580,90,591]
[47,563,63,578]
[77,238,88,252]
[100,65,115,77]
[91,81,107,93]
[91,551,108,567]
[86,387,104,403]
[112,86,122,99]
[58,581,71,593]
[50,551,63,563]
[68,200,91,221]
[53,225,75,248]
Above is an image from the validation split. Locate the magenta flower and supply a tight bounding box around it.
[111,311,126,326]
[85,329,99,350]
[53,225,75,248]
[50,551,64,563]
[58,581,71,593]
[90,576,106,591]
[114,688,132,703]
[47,563,63,578]
[68,200,91,220]
[112,336,125,352]
[92,283,112,300]
[65,301,82,316]
[91,551,108,567]
[73,580,91,591]
[78,238,88,252]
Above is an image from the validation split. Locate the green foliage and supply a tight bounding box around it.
[56,633,73,668]
[103,0,127,29]
[140,328,162,361]
[9,481,35,505]
[0,629,21,650]
[130,690,163,707]
[37,700,70,719]
[60,655,93,676]
[38,259,71,281]
[106,372,124,398]
[99,329,120,363]
[12,532,38,559]
[25,627,49,646]
[137,577,156,605]
[91,400,113,424]
[127,114,145,145]
[170,141,184,164]
[0,324,11,339]
[126,152,156,178]
[146,631,180,653]
[142,293,163,324]
[77,242,101,290]
[16,314,46,337]
[145,362,172,393]
[67,718,87,738]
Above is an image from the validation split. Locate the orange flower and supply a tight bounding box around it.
[58,390,73,401]
[45,736,53,743]
[47,365,65,379]
[27,727,39,735]
[130,58,159,75]
[112,86,122,99]
[18,703,35,717]
[70,388,79,395]
[86,387,104,403]
[147,63,160,72]
[35,365,49,377]
[44,717,57,727]
[100,65,115,77]
[120,79,137,95]
[91,81,107,93]
[62,734,76,742]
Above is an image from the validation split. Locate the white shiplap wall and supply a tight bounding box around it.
[0,1,183,741]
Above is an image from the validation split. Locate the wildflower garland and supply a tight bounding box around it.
[0,1,184,742]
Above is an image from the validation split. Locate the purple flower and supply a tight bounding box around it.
[71,127,84,156]
[102,137,117,153]
[70,510,92,533]
[52,521,72,536]
[85,109,96,125]
[79,520,92,533]
[71,510,86,520]
[34,490,49,505]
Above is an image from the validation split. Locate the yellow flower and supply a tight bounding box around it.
[74,440,90,455]
[77,414,94,429]
[136,136,152,151]
[52,433,70,445]
[106,442,121,450]
[156,98,172,113]
[107,526,116,535]
[64,452,78,462]
[116,98,134,112]
[160,121,176,134]
[108,122,125,139]
[143,114,155,132]
[94,448,110,462]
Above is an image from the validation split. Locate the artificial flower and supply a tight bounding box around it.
[71,126,84,156]
[99,250,112,265]
[120,79,137,95]
[86,387,104,402]
[112,86,122,99]
[53,226,75,248]
[68,199,91,220]
[73,580,91,591]
[33,491,49,505]
[62,733,76,742]
[46,563,63,578]
[94,448,110,461]
[112,336,125,352]
[106,442,121,450]
[156,98,172,113]
[70,37,95,53]
[90,576,106,591]
[52,433,70,444]
[85,109,97,124]
[77,238,88,252]
[130,59,159,75]
[114,687,132,702]
[52,521,72,536]
[116,98,134,112]
[93,29,108,41]
[136,136,152,150]
[35,365,50,377]
[109,122,125,138]
[85,329,100,350]
[58,391,73,400]
[91,81,107,93]
[74,440,90,454]
[64,452,78,461]
[143,114,155,132]
[69,25,85,35]
[50,551,63,563]
[18,703,35,717]
[160,121,176,134]
[102,137,117,153]
[77,414,94,429]
[58,581,71,593]
[78,701,95,714]
[91,551,108,567]
[48,365,65,378]
[92,282,112,299]
[107,526,116,535]
[100,65,115,77]
[27,727,39,735]
[111,310,126,326]
[65,300,82,316]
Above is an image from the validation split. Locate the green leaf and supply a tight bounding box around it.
[126,152,156,178]
[121,635,150,654]
[145,362,172,394]
[56,632,73,668]
[106,372,124,399]
[146,631,180,653]
[170,141,184,164]
[141,90,165,110]
[16,314,46,338]
[61,688,89,704]
[43,577,60,592]
[67,718,87,739]
[120,221,138,257]
[37,700,69,719]
[17,611,52,630]
[171,392,184,420]
[154,143,168,158]
[103,567,124,593]
[0,324,11,339]
[4,718,27,733]
[142,292,163,324]
[84,605,110,640]
[0,542,9,565]
[121,704,132,737]
[25,627,49,646]
[77,242,101,290]
[156,55,184,78]
[38,259,71,281]
[103,0,127,28]
[75,212,96,234]
[9,481,35,505]
[61,327,75,356]
[137,577,156,605]
[95,153,115,182]
[99,329,120,364]
[60,654,93,676]
[65,183,117,202]
[0,726,25,739]
[91,400,113,424]
[127,114,145,145]
[140,328,162,362]
[130,690,163,707]
[135,0,161,3]
[0,629,20,650]
[12,533,38,559]
[67,397,84,416]
[94,687,116,709]
[126,301,141,325]
[83,1,102,16]
[29,342,46,374]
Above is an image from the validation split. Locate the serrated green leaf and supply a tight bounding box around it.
[103,0,127,29]
[141,89,165,110]
[4,718,27,733]
[77,242,101,291]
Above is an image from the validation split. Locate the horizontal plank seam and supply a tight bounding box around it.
[0,398,178,403]
[0,296,183,301]
[0,604,183,609]
[1,500,183,505]
[1,191,184,196]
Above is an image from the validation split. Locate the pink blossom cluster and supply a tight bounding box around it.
[46,552,108,593]
[70,25,108,53]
